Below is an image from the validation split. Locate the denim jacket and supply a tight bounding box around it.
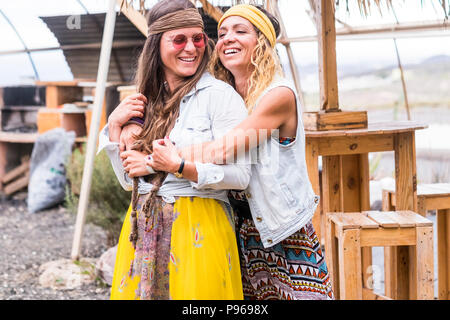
[97,72,251,204]
[244,76,319,248]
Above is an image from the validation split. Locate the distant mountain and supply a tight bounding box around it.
[288,54,450,80]
[285,54,450,94]
[288,61,398,79]
[420,54,450,65]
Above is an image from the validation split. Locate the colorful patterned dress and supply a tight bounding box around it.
[110,195,243,300]
[229,137,334,300]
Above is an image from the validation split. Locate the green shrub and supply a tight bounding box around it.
[65,144,130,246]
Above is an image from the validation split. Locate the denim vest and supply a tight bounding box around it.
[245,76,319,248]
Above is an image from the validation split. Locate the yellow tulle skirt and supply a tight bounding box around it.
[110,196,243,300]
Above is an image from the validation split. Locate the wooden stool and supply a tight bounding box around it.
[326,210,434,300]
[383,183,450,299]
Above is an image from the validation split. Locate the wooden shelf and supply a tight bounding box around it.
[305,120,428,137]
[303,111,368,131]
[0,131,86,144]
[0,132,38,143]
[0,106,43,111]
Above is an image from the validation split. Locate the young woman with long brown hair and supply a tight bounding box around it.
[99,0,250,300]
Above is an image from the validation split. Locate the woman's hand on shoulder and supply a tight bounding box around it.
[120,149,150,178]
[108,93,147,128]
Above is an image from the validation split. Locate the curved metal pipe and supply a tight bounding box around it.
[0,8,40,80]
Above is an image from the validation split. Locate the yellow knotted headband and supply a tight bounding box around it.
[217,4,276,48]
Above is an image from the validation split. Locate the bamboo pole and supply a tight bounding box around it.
[393,38,411,120]
[271,0,306,111]
[71,0,117,261]
[278,20,450,44]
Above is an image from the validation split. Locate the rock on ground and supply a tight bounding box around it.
[39,258,97,290]
[96,245,117,286]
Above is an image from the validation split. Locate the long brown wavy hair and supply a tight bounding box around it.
[209,7,283,112]
[128,0,214,248]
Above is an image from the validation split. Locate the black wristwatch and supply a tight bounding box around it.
[174,158,185,178]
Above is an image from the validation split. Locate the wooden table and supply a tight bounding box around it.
[305,120,428,299]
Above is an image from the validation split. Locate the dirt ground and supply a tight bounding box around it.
[0,191,111,300]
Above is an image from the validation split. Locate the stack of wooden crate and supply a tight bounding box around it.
[0,81,115,195]
[35,80,108,139]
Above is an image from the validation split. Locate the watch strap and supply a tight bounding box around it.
[177,158,185,175]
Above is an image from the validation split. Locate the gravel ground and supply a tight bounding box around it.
[0,192,111,300]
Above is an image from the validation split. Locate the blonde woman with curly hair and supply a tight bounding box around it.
[120,4,334,300]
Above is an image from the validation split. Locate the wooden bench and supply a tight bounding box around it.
[383,183,450,300]
[382,183,450,216]
[326,210,434,300]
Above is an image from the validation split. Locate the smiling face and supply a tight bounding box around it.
[216,16,258,76]
[160,27,205,88]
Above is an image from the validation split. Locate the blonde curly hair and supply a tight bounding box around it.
[209,30,283,113]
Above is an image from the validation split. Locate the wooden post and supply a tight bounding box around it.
[413,226,434,299]
[326,214,339,298]
[392,131,417,299]
[357,153,373,292]
[339,228,363,299]
[305,139,321,239]
[316,0,339,112]
[437,209,450,299]
[303,0,367,131]
[71,0,116,261]
[394,132,417,212]
[341,155,362,211]
[322,155,342,214]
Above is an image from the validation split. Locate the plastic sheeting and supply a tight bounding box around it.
[0,0,448,87]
